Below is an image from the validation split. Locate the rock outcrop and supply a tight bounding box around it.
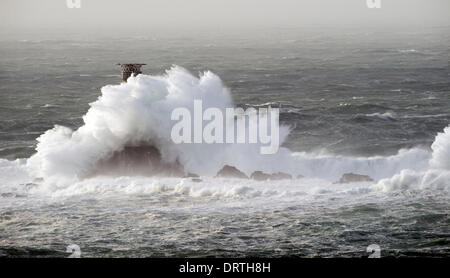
[86,146,297,182]
[216,165,248,179]
[270,172,293,180]
[251,171,292,181]
[88,145,184,178]
[335,173,374,184]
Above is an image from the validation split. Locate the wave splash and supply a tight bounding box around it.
[377,126,450,192]
[1,65,447,195]
[26,66,292,180]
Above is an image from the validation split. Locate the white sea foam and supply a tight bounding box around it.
[26,66,292,180]
[376,169,450,192]
[0,66,448,198]
[291,147,430,181]
[376,126,450,192]
[365,112,396,120]
[398,49,419,53]
[430,125,450,171]
[0,125,448,200]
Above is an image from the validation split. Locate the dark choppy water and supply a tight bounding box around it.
[0,28,449,257]
[1,189,449,258]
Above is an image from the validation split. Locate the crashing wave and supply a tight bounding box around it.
[27,66,292,180]
[377,126,450,192]
[15,65,450,195]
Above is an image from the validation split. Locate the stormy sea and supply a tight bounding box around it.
[0,28,449,257]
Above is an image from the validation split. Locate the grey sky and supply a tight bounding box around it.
[1,0,449,36]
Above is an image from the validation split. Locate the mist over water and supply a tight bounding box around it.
[0,28,449,257]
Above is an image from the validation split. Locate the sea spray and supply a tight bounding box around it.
[377,125,450,192]
[27,66,292,180]
[18,65,450,193]
[430,126,450,170]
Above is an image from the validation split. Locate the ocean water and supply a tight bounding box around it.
[0,28,449,257]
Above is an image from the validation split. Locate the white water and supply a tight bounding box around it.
[0,66,449,200]
[26,66,292,181]
[377,125,450,192]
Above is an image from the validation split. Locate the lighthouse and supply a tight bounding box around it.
[117,63,146,82]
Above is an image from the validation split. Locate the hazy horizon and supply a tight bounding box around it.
[1,0,449,39]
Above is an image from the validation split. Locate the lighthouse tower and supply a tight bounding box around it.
[117,63,146,82]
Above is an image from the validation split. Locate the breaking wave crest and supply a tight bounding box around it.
[0,66,448,196]
[377,126,450,192]
[26,66,292,180]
